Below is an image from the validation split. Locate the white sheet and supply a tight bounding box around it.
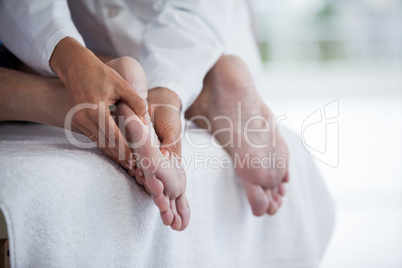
[0,122,334,267]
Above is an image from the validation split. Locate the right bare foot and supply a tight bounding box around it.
[186,55,289,216]
[107,57,190,231]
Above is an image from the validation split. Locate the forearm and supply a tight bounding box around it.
[0,68,69,128]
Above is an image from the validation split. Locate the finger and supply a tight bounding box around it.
[102,111,132,162]
[77,124,135,176]
[119,85,149,124]
[95,109,134,169]
[75,119,121,165]
[75,122,98,146]
[79,124,130,171]
[87,119,122,165]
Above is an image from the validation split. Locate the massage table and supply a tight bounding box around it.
[0,122,334,267]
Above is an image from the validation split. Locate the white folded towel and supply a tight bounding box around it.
[0,122,334,268]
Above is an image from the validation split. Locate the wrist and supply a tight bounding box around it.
[49,37,93,81]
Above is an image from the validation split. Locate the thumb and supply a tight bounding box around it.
[119,87,150,125]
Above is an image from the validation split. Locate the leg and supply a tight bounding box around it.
[186,55,289,216]
[106,57,190,231]
[0,67,71,128]
[0,59,190,230]
[0,49,120,128]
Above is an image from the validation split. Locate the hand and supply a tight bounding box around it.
[147,87,182,161]
[50,37,148,170]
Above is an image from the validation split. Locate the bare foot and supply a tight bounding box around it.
[147,87,183,161]
[107,57,190,231]
[186,55,289,216]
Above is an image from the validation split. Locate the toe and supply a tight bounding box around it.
[128,167,136,177]
[272,187,279,201]
[283,171,290,183]
[267,202,278,215]
[170,215,182,231]
[135,168,144,186]
[144,174,164,196]
[266,191,278,215]
[176,195,191,231]
[169,201,183,231]
[160,209,174,226]
[278,183,286,196]
[144,184,152,195]
[152,193,170,213]
[272,187,283,209]
[276,195,283,208]
[242,181,269,216]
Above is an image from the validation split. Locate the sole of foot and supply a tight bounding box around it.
[186,55,289,216]
[108,57,190,230]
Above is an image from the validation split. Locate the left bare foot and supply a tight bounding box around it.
[107,57,190,231]
[186,55,289,216]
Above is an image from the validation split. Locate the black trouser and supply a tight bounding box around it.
[0,44,21,69]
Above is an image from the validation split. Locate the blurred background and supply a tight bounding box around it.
[250,0,402,267]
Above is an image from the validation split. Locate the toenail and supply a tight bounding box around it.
[138,169,144,177]
[123,163,131,170]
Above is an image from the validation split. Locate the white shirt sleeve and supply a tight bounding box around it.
[139,1,225,111]
[0,0,85,76]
